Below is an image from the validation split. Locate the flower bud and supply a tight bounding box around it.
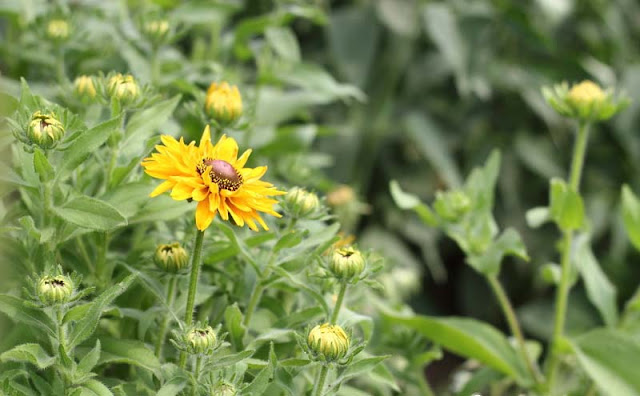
[37,275,73,305]
[210,381,236,396]
[327,185,355,207]
[330,247,365,280]
[74,75,97,99]
[186,326,216,354]
[108,73,140,104]
[307,323,349,362]
[542,80,629,122]
[433,190,471,222]
[154,243,188,273]
[204,82,243,126]
[567,80,605,106]
[47,19,70,41]
[285,187,320,218]
[143,20,170,45]
[27,111,65,148]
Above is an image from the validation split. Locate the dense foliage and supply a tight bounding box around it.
[2,1,640,396]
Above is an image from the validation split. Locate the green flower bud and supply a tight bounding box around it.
[37,275,73,305]
[285,187,320,217]
[27,111,65,148]
[74,75,97,99]
[204,82,243,126]
[154,243,188,273]
[108,73,140,104]
[542,80,630,122]
[307,323,349,362]
[433,190,471,222]
[47,19,69,41]
[143,20,170,46]
[210,381,236,396]
[330,247,365,280]
[187,326,216,354]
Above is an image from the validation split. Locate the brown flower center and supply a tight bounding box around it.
[45,279,66,287]
[197,158,243,191]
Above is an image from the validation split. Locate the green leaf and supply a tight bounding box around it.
[0,343,56,369]
[81,380,113,396]
[333,355,390,387]
[121,95,181,158]
[467,228,529,276]
[0,294,56,337]
[265,26,301,62]
[404,113,462,188]
[206,350,254,370]
[224,303,246,351]
[621,185,640,252]
[574,235,618,326]
[97,337,161,374]
[242,343,276,395]
[51,195,127,231]
[33,148,54,182]
[526,207,551,228]
[273,230,303,252]
[465,150,501,212]
[54,117,121,182]
[550,178,584,231]
[67,274,136,349]
[389,180,437,226]
[573,329,640,396]
[385,312,532,386]
[156,378,187,396]
[78,340,101,374]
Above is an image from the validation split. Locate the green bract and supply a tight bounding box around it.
[542,80,629,122]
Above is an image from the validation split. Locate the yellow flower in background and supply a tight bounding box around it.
[142,126,285,231]
[204,82,243,125]
[47,19,69,41]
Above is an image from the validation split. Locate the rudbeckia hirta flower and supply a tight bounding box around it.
[142,126,284,231]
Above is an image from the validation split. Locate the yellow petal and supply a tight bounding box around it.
[196,199,215,230]
[170,183,194,200]
[200,125,211,146]
[150,180,173,197]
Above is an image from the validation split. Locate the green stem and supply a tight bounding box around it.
[191,356,202,396]
[56,307,69,391]
[313,365,329,396]
[329,282,347,324]
[179,230,206,368]
[96,232,111,286]
[55,47,66,84]
[487,276,542,385]
[546,121,591,387]
[151,48,160,86]
[155,276,178,358]
[243,271,268,328]
[415,368,435,396]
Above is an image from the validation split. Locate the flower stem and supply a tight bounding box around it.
[155,275,178,358]
[313,365,329,396]
[191,355,202,396]
[243,271,268,328]
[487,275,542,385]
[546,121,591,387]
[179,229,206,368]
[329,282,347,324]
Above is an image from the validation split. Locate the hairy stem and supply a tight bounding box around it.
[243,270,268,328]
[313,365,329,396]
[155,276,178,358]
[487,275,542,384]
[546,121,591,387]
[329,282,347,324]
[191,356,202,396]
[179,229,206,368]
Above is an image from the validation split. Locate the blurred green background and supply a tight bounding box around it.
[2,0,640,389]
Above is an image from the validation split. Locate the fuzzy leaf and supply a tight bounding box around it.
[621,185,640,252]
[52,196,127,231]
[0,343,56,369]
[97,337,161,374]
[550,178,584,231]
[0,294,56,337]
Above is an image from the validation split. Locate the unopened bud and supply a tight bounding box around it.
[154,243,188,273]
[144,20,170,45]
[187,326,216,354]
[210,381,236,396]
[307,323,349,362]
[47,19,69,41]
[108,73,140,104]
[37,275,73,305]
[285,187,320,217]
[330,247,365,280]
[204,82,243,126]
[74,75,97,99]
[27,111,65,148]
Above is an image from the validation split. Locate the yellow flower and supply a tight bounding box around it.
[142,126,285,231]
[74,75,97,98]
[204,82,243,125]
[108,73,140,103]
[47,19,69,40]
[308,323,350,361]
